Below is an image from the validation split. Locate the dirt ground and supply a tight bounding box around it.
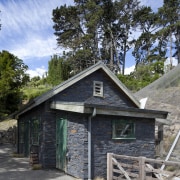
[0,143,77,180]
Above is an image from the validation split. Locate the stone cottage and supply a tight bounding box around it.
[14,62,168,179]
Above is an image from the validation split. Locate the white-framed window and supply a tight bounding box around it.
[93,81,103,97]
[112,120,135,139]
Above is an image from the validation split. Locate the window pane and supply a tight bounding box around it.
[113,120,135,139]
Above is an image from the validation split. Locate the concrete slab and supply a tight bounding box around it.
[0,144,77,180]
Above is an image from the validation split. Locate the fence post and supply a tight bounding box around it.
[107,153,113,180]
[139,156,146,180]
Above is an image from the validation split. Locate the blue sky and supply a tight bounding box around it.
[0,0,163,78]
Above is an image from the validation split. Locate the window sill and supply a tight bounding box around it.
[112,137,136,140]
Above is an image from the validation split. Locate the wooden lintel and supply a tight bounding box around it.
[50,102,86,113]
[156,118,171,125]
[95,108,166,119]
[50,101,167,120]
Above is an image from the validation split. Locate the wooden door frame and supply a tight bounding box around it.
[56,118,67,171]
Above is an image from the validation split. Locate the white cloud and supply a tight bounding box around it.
[10,35,60,60]
[124,65,135,75]
[0,0,163,75]
[0,0,73,35]
[0,0,70,63]
[26,66,47,78]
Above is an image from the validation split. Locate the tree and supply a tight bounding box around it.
[118,62,163,92]
[155,0,180,66]
[131,0,180,73]
[47,55,71,86]
[30,76,41,87]
[52,0,141,74]
[52,2,103,72]
[145,0,180,68]
[105,0,140,74]
[132,6,163,65]
[0,50,28,119]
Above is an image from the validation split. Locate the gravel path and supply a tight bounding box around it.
[0,144,77,180]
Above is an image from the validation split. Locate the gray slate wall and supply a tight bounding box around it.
[65,112,88,179]
[91,115,155,178]
[40,106,56,168]
[18,101,57,168]
[63,112,155,179]
[54,70,137,108]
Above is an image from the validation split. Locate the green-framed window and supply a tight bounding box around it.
[112,120,135,139]
[31,118,40,145]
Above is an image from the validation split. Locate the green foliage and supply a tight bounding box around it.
[22,85,51,101]
[131,0,180,66]
[52,0,141,74]
[53,0,180,74]
[156,0,180,64]
[0,51,29,119]
[47,55,71,86]
[117,62,163,92]
[132,6,159,64]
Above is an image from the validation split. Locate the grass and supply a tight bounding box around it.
[165,165,177,172]
[21,85,52,102]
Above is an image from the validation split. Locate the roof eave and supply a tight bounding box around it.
[14,61,140,117]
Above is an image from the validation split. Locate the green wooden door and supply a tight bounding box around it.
[56,118,67,170]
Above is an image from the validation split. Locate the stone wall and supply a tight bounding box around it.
[65,112,88,179]
[0,126,17,145]
[64,113,155,179]
[91,115,155,178]
[18,101,57,168]
[54,70,137,108]
[40,107,56,168]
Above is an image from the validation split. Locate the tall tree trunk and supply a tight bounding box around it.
[169,31,173,69]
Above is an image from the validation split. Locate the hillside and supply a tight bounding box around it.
[134,64,180,161]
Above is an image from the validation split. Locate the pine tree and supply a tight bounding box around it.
[47,55,71,86]
[52,0,141,74]
[155,0,180,65]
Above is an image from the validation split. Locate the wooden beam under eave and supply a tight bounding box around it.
[156,118,171,125]
[50,101,167,120]
[95,109,167,119]
[50,102,86,113]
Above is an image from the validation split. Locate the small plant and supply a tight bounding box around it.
[93,177,104,180]
[164,134,176,153]
[165,165,177,172]
[31,164,42,170]
[12,153,24,158]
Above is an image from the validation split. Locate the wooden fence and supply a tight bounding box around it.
[107,153,180,180]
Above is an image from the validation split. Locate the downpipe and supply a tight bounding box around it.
[88,107,96,180]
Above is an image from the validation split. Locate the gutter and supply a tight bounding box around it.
[88,107,96,180]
